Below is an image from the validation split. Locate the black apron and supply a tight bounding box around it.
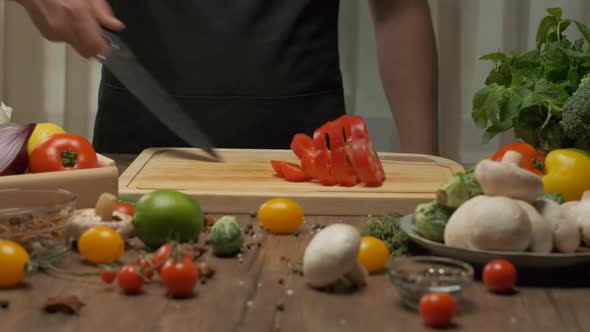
[94,0,345,154]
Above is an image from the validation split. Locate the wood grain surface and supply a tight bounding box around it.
[2,155,589,332]
[118,148,465,216]
[2,213,590,332]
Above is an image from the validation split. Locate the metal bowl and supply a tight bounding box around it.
[0,188,77,258]
[388,255,474,309]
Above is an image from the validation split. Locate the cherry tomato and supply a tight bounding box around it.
[29,133,98,173]
[160,256,199,298]
[77,226,125,264]
[483,259,517,293]
[133,257,155,279]
[114,202,135,217]
[152,243,173,273]
[419,292,458,328]
[491,142,545,175]
[100,268,118,284]
[0,240,29,288]
[258,198,304,234]
[357,236,390,273]
[118,264,144,294]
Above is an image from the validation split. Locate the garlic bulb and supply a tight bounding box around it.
[0,102,13,125]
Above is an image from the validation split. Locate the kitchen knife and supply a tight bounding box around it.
[96,28,222,162]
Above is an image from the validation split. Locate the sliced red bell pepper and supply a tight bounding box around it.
[271,160,299,177]
[328,115,359,186]
[348,116,385,186]
[290,133,315,160]
[313,122,338,186]
[281,162,309,182]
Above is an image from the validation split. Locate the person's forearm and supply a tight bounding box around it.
[368,0,438,155]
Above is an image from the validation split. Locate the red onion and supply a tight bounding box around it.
[0,123,36,176]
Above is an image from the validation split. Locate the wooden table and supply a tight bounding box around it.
[2,155,590,332]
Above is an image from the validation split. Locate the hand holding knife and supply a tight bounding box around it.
[96,28,222,162]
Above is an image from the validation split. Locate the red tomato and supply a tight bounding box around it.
[100,268,117,284]
[132,257,155,279]
[483,259,517,293]
[117,264,144,295]
[160,256,199,298]
[29,133,98,173]
[152,243,173,273]
[419,292,458,328]
[114,203,135,217]
[491,142,545,175]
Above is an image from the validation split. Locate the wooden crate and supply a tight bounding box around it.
[119,148,464,216]
[0,154,119,208]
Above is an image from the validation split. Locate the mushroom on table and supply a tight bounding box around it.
[69,193,134,240]
[302,224,368,291]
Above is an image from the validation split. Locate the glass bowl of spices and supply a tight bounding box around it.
[0,189,77,259]
[388,256,474,309]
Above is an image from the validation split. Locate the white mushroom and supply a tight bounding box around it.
[465,196,532,251]
[302,223,368,290]
[562,190,590,247]
[444,195,532,251]
[533,199,580,253]
[514,200,553,253]
[474,150,544,202]
[69,193,134,240]
[444,195,487,248]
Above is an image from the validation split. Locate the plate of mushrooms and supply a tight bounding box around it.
[400,150,590,269]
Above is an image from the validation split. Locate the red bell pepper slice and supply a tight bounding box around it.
[281,163,309,182]
[313,122,338,186]
[348,116,385,186]
[328,115,359,186]
[290,133,315,160]
[271,160,299,177]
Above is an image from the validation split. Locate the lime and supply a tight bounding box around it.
[133,190,204,249]
[27,122,66,155]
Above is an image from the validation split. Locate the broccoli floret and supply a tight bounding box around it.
[209,216,244,257]
[436,167,483,209]
[360,212,408,258]
[413,200,454,243]
[537,192,565,204]
[561,75,590,150]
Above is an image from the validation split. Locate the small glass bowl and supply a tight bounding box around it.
[0,189,77,258]
[388,256,474,309]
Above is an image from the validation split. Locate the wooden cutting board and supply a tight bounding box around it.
[118,148,465,216]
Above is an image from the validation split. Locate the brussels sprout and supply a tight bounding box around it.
[537,192,565,205]
[436,167,483,209]
[413,200,454,243]
[209,216,244,257]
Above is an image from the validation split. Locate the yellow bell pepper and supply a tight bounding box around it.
[542,149,590,202]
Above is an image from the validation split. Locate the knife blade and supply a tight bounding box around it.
[96,28,222,162]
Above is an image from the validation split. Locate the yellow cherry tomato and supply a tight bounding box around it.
[357,236,390,273]
[257,198,303,234]
[0,240,30,288]
[78,226,125,264]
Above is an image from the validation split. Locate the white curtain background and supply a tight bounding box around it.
[2,0,590,164]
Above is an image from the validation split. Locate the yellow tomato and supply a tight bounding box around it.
[357,236,390,273]
[0,240,30,288]
[78,226,125,264]
[257,198,303,234]
[27,122,66,155]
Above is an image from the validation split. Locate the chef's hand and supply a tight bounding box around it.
[17,0,125,58]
